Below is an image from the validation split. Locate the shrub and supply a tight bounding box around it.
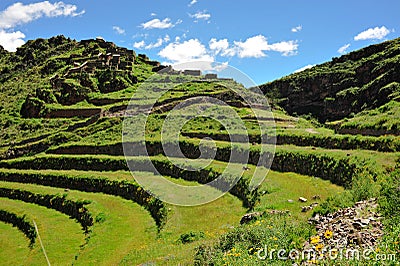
[379,169,400,225]
[179,231,205,244]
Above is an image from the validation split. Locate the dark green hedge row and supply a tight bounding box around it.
[271,150,358,188]
[0,156,258,209]
[0,209,36,246]
[47,139,366,188]
[2,132,77,160]
[0,187,93,232]
[277,134,399,152]
[209,145,359,188]
[181,132,400,152]
[0,146,365,209]
[0,170,167,229]
[146,158,259,209]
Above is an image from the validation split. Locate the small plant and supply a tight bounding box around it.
[95,212,107,223]
[178,231,205,244]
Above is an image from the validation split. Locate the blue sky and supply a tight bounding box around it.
[0,0,399,84]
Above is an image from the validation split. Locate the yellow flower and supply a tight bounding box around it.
[273,237,278,241]
[330,248,338,256]
[310,236,320,244]
[315,243,324,252]
[307,259,318,265]
[324,230,333,239]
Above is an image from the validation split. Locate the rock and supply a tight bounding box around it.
[312,195,321,200]
[240,211,263,224]
[287,199,294,203]
[299,197,308,202]
[304,198,384,254]
[360,218,370,225]
[352,221,367,230]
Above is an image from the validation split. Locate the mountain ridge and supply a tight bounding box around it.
[260,37,400,123]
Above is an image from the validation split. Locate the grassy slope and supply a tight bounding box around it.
[0,197,84,265]
[0,36,399,265]
[0,221,31,265]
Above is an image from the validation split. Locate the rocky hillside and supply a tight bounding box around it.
[260,38,400,122]
[0,36,161,145]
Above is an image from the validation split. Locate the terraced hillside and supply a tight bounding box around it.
[0,36,399,265]
[260,37,400,127]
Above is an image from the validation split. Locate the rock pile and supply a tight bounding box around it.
[307,198,383,251]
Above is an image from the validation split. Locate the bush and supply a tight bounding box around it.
[379,169,400,225]
[179,231,205,244]
[194,216,314,265]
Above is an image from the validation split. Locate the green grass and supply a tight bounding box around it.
[332,100,400,132]
[0,221,32,265]
[0,178,245,265]
[256,171,344,220]
[1,36,399,265]
[0,161,346,264]
[0,181,157,265]
[0,197,85,265]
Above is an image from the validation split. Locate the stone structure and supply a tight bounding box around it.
[205,73,218,79]
[64,38,136,78]
[183,70,202,76]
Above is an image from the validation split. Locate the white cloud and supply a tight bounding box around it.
[190,11,211,21]
[112,26,125,35]
[133,40,145,49]
[209,38,236,56]
[294,64,315,73]
[354,26,390,41]
[267,40,298,56]
[234,35,298,58]
[145,38,164,49]
[164,35,170,42]
[0,1,84,29]
[0,30,25,51]
[209,38,228,53]
[150,13,157,17]
[158,38,214,64]
[188,0,198,7]
[133,34,171,50]
[338,43,350,54]
[234,35,269,58]
[141,18,175,29]
[0,1,84,51]
[291,25,302,33]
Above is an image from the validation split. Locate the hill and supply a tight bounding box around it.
[0,36,399,265]
[260,37,400,132]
